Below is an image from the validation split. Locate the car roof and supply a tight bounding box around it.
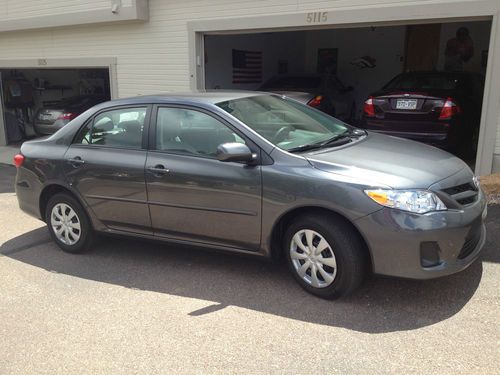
[107,91,267,106]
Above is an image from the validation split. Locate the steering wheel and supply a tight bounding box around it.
[273,126,294,143]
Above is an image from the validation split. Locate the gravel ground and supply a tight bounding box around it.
[0,164,499,374]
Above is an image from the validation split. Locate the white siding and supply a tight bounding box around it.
[0,0,499,161]
[0,0,108,20]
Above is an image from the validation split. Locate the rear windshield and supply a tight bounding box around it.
[384,74,460,90]
[260,76,322,90]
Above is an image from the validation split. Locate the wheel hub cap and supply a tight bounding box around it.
[290,229,337,288]
[50,203,81,246]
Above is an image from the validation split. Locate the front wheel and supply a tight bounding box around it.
[284,214,367,299]
[45,193,94,253]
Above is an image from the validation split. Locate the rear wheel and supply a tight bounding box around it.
[45,193,94,253]
[284,214,367,299]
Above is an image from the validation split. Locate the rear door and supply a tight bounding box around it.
[63,105,152,234]
[145,105,262,250]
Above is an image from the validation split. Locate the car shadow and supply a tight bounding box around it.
[3,210,497,334]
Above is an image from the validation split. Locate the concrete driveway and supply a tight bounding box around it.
[0,164,498,374]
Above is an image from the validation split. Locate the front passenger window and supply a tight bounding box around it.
[74,107,146,149]
[155,107,244,157]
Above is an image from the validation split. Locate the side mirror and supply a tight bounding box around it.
[216,142,256,163]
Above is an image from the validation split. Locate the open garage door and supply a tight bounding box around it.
[203,20,492,168]
[0,68,110,144]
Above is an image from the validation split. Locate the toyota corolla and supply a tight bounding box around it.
[14,92,487,299]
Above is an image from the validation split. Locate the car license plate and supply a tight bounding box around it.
[396,99,417,110]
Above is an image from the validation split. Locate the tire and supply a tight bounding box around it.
[284,214,367,299]
[45,193,94,253]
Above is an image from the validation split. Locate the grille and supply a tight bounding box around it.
[458,220,482,259]
[441,182,478,206]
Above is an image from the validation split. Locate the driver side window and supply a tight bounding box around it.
[155,107,245,157]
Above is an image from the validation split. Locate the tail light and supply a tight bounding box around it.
[57,112,77,120]
[439,98,462,120]
[363,97,376,117]
[307,95,324,108]
[13,154,24,168]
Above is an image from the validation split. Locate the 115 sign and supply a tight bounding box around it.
[306,12,328,23]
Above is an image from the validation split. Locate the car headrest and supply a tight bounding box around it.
[119,120,142,134]
[95,119,114,132]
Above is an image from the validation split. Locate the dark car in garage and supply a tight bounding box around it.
[259,74,356,122]
[361,71,484,157]
[34,95,108,135]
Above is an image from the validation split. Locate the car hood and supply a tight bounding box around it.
[304,132,468,189]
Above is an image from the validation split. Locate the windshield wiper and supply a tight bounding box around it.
[287,143,325,153]
[287,129,366,153]
[318,134,351,147]
[287,134,349,153]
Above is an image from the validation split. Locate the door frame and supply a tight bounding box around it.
[0,57,117,146]
[187,0,500,175]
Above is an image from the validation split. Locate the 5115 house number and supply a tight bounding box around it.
[306,12,328,23]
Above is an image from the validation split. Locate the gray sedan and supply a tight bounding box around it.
[14,92,487,299]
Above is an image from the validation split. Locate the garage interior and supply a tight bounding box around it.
[204,19,492,167]
[0,68,110,144]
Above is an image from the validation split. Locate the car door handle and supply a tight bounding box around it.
[147,165,170,176]
[67,157,85,167]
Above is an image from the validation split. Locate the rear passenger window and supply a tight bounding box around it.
[74,107,147,148]
[155,107,245,157]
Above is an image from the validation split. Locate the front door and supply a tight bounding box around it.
[145,106,262,250]
[64,105,152,234]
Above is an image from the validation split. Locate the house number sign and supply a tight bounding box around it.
[306,12,328,23]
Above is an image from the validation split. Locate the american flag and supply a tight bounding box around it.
[232,49,262,84]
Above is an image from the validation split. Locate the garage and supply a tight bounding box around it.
[0,67,110,144]
[203,19,492,167]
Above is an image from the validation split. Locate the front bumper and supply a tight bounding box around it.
[355,190,487,279]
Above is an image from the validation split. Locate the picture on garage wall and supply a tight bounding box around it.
[232,49,262,84]
[317,48,338,74]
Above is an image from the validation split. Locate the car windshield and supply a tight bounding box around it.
[260,76,322,90]
[216,95,350,151]
[384,74,459,90]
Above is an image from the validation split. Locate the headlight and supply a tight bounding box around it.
[365,189,447,214]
